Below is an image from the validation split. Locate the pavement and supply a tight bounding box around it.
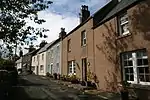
[7,74,106,100]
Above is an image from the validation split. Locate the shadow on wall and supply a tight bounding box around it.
[95,11,148,91]
[131,0,150,41]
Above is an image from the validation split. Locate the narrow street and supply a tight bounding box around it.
[9,74,103,100]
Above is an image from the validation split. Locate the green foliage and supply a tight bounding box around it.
[0,0,52,50]
[0,58,15,68]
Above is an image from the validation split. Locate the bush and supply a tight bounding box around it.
[60,75,71,81]
[46,72,50,77]
[53,73,57,80]
[70,75,80,84]
[60,75,67,81]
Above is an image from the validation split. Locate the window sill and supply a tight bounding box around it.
[68,50,71,53]
[81,44,87,48]
[127,84,150,90]
[117,33,131,39]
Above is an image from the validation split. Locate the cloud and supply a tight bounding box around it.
[23,0,110,54]
[49,0,109,17]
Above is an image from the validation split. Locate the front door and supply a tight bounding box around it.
[82,58,87,81]
[36,66,39,75]
[50,64,53,74]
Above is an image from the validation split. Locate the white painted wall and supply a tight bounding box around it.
[15,57,22,70]
[31,52,47,76]
[38,52,47,76]
[31,55,38,74]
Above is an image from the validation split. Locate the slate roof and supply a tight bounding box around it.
[36,38,61,54]
[37,40,56,54]
[94,0,141,28]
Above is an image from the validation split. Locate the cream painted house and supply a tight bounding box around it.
[15,57,22,70]
[31,40,57,76]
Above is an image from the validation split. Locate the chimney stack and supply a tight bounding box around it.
[59,28,66,39]
[79,5,90,23]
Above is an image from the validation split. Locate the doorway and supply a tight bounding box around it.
[36,66,39,75]
[50,64,53,74]
[82,58,87,81]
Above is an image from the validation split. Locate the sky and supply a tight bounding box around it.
[23,0,110,54]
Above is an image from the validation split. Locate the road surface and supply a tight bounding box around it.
[8,74,103,100]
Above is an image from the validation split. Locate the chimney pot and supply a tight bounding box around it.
[59,27,66,39]
[79,5,90,23]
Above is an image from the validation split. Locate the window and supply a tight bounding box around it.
[40,65,44,73]
[37,55,39,61]
[68,61,76,75]
[122,49,150,85]
[32,66,35,71]
[42,54,44,60]
[67,39,71,52]
[118,12,129,35]
[81,31,86,46]
[34,57,36,62]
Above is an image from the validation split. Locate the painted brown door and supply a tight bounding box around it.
[82,58,87,81]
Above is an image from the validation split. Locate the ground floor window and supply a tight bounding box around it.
[32,66,35,71]
[40,65,44,73]
[68,61,76,75]
[121,49,150,85]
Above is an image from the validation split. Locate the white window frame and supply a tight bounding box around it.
[118,12,130,36]
[122,50,150,85]
[81,31,86,46]
[40,65,44,73]
[42,54,44,60]
[68,61,76,75]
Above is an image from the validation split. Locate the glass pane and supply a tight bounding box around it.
[137,59,143,66]
[83,39,86,45]
[146,75,150,82]
[127,53,132,59]
[136,52,142,58]
[123,54,128,60]
[121,24,129,33]
[145,67,149,73]
[143,51,147,57]
[137,50,147,58]
[125,74,129,81]
[130,75,134,81]
[129,67,133,73]
[128,61,133,66]
[143,59,148,65]
[125,68,129,73]
[124,61,133,66]
[139,75,145,81]
[124,61,128,66]
[139,67,144,73]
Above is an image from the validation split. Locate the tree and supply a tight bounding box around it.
[39,40,47,48]
[0,0,52,50]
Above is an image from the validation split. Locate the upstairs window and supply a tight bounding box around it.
[34,57,36,62]
[81,31,86,46]
[67,39,71,52]
[118,12,129,36]
[42,54,44,60]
